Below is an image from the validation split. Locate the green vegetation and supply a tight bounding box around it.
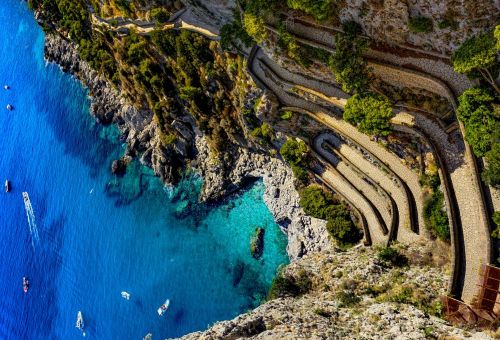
[280,110,293,120]
[492,212,500,239]
[29,0,90,41]
[483,143,500,187]
[243,13,267,43]
[150,7,170,24]
[457,88,497,157]
[343,94,393,136]
[280,138,309,181]
[376,284,443,317]
[220,9,254,51]
[408,16,433,33]
[299,186,362,247]
[377,247,408,267]
[329,21,370,94]
[286,0,337,22]
[336,290,361,307]
[313,308,331,317]
[452,30,499,94]
[457,88,500,187]
[422,175,450,241]
[267,269,312,300]
[251,122,274,144]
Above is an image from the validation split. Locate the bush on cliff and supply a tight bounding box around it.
[408,16,433,33]
[377,247,408,267]
[299,186,362,247]
[423,189,450,241]
[150,7,170,24]
[267,269,311,300]
[287,0,337,22]
[280,138,309,181]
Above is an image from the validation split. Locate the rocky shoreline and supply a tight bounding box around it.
[43,33,331,260]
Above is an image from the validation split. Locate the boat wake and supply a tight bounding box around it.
[22,192,40,249]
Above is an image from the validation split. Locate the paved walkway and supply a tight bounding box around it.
[248,46,491,302]
[91,9,219,40]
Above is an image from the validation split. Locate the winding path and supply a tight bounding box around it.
[248,45,492,302]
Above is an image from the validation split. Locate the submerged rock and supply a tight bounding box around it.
[232,260,245,287]
[250,228,265,260]
[111,159,127,176]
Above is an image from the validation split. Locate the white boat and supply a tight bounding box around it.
[76,311,84,331]
[4,85,9,90]
[121,291,130,300]
[5,180,9,193]
[6,104,13,111]
[157,299,170,316]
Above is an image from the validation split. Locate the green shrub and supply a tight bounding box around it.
[243,13,267,43]
[150,7,171,24]
[280,138,308,166]
[300,186,362,247]
[336,290,361,307]
[267,269,312,300]
[220,9,255,51]
[280,110,293,120]
[482,143,500,187]
[492,211,500,239]
[313,308,331,317]
[299,186,337,219]
[377,247,408,267]
[408,16,433,33]
[423,190,450,241]
[286,0,337,22]
[344,93,393,136]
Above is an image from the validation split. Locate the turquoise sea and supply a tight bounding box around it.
[0,1,288,338]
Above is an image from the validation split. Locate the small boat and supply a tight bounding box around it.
[6,104,13,111]
[4,85,9,90]
[157,299,170,316]
[22,277,29,293]
[121,291,130,300]
[5,180,9,193]
[76,311,84,331]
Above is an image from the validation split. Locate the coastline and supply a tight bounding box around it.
[43,32,331,261]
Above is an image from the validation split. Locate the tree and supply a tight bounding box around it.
[150,8,171,24]
[243,13,267,43]
[452,31,499,94]
[280,138,308,166]
[329,21,370,94]
[456,88,497,157]
[344,94,393,136]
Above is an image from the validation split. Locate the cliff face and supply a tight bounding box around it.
[339,0,499,54]
[181,245,491,339]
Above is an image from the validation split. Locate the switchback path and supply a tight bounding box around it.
[248,45,491,303]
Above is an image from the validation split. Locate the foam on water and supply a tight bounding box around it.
[0,2,288,338]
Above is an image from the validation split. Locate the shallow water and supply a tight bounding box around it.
[0,2,288,338]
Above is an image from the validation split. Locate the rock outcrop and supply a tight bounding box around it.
[180,245,492,339]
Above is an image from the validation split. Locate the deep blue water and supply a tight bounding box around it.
[0,2,288,339]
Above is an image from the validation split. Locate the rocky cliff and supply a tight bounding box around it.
[181,245,493,339]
